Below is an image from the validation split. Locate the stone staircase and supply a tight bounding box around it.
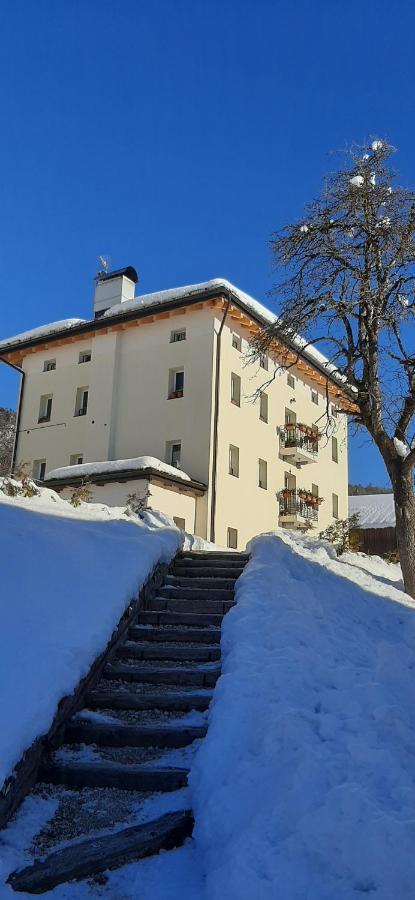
[8,549,248,893]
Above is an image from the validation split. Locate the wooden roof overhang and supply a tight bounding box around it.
[45,466,207,497]
[0,287,356,412]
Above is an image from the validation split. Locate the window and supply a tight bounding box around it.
[227,527,238,549]
[170,329,186,343]
[259,391,268,423]
[258,459,267,489]
[43,359,56,372]
[232,333,242,351]
[79,350,91,364]
[331,405,338,418]
[260,353,268,371]
[229,444,240,477]
[38,394,52,423]
[285,407,296,425]
[169,368,184,398]
[70,454,84,466]
[312,483,319,497]
[231,373,241,406]
[173,516,186,530]
[332,436,338,463]
[287,373,295,389]
[74,387,89,416]
[311,389,319,405]
[332,493,339,519]
[33,459,46,480]
[166,441,182,469]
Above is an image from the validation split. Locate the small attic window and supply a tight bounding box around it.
[79,350,91,364]
[43,359,56,372]
[232,333,242,351]
[170,329,186,343]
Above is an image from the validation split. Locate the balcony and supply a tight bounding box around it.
[278,423,319,465]
[278,488,323,527]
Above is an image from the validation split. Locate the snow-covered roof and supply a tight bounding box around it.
[0,319,86,351]
[45,456,194,485]
[348,494,395,529]
[0,277,345,387]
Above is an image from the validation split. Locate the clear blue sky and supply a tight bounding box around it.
[1,0,414,486]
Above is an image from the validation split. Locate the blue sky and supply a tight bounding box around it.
[1,0,414,486]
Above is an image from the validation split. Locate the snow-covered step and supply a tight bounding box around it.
[117,641,221,661]
[38,760,189,792]
[158,585,234,601]
[164,574,236,590]
[129,625,221,643]
[87,687,213,712]
[139,610,224,627]
[150,596,234,614]
[171,564,244,578]
[178,551,249,562]
[64,720,207,748]
[103,662,220,688]
[7,809,193,894]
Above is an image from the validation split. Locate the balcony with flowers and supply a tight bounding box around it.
[277,487,324,526]
[278,422,320,465]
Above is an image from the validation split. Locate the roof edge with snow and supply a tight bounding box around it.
[0,279,349,392]
[44,457,207,495]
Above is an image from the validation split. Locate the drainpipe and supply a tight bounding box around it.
[0,359,25,472]
[209,292,231,543]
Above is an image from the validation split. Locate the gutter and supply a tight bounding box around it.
[209,291,231,543]
[0,359,25,471]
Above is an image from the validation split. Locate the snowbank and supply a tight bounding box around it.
[349,493,395,528]
[45,455,193,484]
[190,531,415,900]
[0,482,181,790]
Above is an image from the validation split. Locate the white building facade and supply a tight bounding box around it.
[0,269,352,548]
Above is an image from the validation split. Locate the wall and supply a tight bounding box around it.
[58,476,196,531]
[213,313,349,549]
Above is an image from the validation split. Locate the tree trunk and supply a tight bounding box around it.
[391,466,415,598]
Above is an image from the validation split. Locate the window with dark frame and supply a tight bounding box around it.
[258,459,267,489]
[259,391,268,422]
[227,527,238,549]
[38,395,53,423]
[229,444,240,477]
[43,359,56,372]
[231,373,241,406]
[170,329,186,343]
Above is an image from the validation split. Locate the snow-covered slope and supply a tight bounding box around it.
[349,492,395,528]
[0,482,181,791]
[191,531,415,900]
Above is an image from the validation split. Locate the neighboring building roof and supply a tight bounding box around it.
[44,456,207,494]
[348,494,395,529]
[0,277,346,389]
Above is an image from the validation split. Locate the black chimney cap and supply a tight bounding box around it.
[95,266,138,284]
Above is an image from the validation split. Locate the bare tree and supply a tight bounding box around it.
[0,407,16,476]
[251,139,415,596]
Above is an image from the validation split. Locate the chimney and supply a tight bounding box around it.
[93,266,139,318]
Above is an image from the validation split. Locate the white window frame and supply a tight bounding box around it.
[33,459,47,480]
[74,387,89,417]
[38,394,53,423]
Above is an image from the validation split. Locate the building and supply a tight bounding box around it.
[0,268,352,548]
[348,493,397,557]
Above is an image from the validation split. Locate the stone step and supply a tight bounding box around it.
[164,575,236,590]
[103,662,220,688]
[171,565,244,579]
[86,688,212,712]
[38,760,189,792]
[138,610,224,627]
[118,641,221,662]
[64,721,207,748]
[7,809,193,894]
[129,625,221,643]
[177,551,249,561]
[158,586,234,601]
[150,597,234,614]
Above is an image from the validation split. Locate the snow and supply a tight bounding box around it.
[190,531,415,900]
[372,140,384,151]
[0,319,86,351]
[299,224,309,233]
[394,436,410,459]
[349,175,364,187]
[0,480,181,792]
[45,455,193,484]
[349,493,395,528]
